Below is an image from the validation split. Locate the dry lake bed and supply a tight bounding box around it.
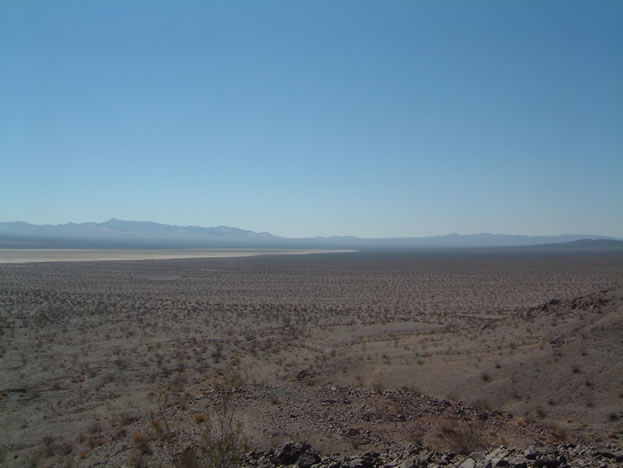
[0,248,354,264]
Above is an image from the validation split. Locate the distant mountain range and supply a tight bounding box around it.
[0,219,621,250]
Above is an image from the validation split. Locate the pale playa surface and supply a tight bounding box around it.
[0,248,355,263]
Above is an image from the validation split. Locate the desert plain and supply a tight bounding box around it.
[0,249,622,466]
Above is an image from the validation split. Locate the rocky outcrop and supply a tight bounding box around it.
[522,292,609,320]
[243,442,623,467]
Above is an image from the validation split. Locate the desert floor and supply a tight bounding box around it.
[0,250,622,466]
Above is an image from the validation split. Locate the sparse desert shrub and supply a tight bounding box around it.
[177,447,202,468]
[41,436,56,457]
[39,436,73,457]
[130,451,147,468]
[436,420,487,454]
[480,372,490,382]
[544,422,568,441]
[202,360,248,468]
[87,434,101,448]
[401,385,421,394]
[149,386,174,440]
[117,412,136,427]
[471,399,491,410]
[58,440,73,455]
[114,427,128,440]
[149,415,163,436]
[88,421,103,434]
[132,432,151,454]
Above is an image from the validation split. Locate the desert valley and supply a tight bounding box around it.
[1,248,622,467]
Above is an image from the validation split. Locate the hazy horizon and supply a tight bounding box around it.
[2,217,621,241]
[2,2,622,238]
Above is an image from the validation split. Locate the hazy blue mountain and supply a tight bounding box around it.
[527,238,623,250]
[0,219,618,249]
[98,218,273,237]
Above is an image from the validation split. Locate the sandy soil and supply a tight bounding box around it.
[0,251,622,466]
[0,249,355,264]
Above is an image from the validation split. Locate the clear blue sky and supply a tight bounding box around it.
[2,1,622,238]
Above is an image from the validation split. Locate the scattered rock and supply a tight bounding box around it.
[243,441,623,467]
[297,450,321,467]
[457,457,476,468]
[276,442,309,465]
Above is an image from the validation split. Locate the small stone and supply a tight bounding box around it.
[457,457,476,468]
[297,451,320,468]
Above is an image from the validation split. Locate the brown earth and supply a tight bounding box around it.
[0,251,622,466]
